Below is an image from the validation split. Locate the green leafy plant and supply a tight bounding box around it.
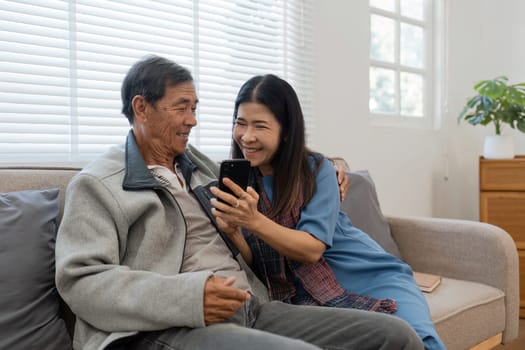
[458,76,525,135]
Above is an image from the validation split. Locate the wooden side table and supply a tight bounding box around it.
[479,155,525,318]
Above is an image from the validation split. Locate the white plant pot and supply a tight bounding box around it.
[483,135,515,159]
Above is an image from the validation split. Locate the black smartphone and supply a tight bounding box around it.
[218,159,251,203]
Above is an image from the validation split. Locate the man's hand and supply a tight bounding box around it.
[335,168,349,202]
[330,157,350,202]
[203,276,250,325]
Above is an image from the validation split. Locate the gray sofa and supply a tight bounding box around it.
[0,166,519,350]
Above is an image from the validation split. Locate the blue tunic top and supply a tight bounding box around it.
[262,158,410,294]
[261,157,446,350]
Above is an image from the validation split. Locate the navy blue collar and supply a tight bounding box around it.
[122,130,196,190]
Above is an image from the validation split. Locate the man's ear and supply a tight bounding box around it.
[132,95,148,123]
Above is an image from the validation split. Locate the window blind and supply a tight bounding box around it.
[0,0,316,163]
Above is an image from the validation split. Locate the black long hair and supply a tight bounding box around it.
[231,75,321,217]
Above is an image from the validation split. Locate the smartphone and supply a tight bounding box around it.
[218,159,251,203]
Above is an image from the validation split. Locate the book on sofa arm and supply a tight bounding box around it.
[413,271,441,293]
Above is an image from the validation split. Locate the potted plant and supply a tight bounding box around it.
[458,76,525,159]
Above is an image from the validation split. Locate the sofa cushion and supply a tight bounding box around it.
[426,277,505,350]
[341,170,402,258]
[0,188,72,350]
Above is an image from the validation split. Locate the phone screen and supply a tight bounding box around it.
[218,159,250,201]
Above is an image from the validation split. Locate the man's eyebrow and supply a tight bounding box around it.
[173,97,199,105]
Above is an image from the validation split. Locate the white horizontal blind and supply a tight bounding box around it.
[0,0,316,163]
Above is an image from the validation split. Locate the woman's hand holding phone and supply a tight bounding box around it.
[217,159,250,206]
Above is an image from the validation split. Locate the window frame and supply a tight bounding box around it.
[369,0,445,129]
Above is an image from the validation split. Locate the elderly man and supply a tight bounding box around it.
[55,55,424,350]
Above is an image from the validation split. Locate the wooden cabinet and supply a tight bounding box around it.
[479,155,525,317]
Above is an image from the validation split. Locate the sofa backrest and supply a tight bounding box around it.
[0,166,81,223]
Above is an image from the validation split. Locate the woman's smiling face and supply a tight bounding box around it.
[233,102,282,176]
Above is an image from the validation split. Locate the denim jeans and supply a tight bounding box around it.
[118,298,424,350]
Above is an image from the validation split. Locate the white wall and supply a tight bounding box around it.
[313,0,525,220]
[440,0,525,220]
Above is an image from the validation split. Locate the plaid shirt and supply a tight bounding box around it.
[244,168,396,313]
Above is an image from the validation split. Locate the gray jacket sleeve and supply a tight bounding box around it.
[55,172,212,332]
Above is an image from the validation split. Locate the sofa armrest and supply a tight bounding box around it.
[387,215,519,343]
